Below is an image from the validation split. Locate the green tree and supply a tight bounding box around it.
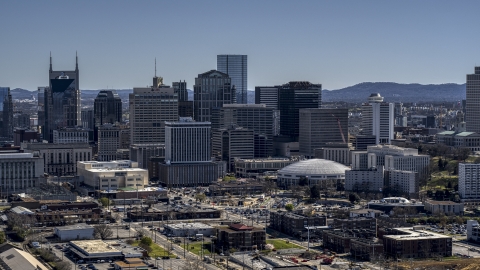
[98,197,111,207]
[140,236,153,246]
[195,193,207,203]
[348,193,360,204]
[285,203,294,211]
[310,185,320,199]
[0,231,5,244]
[438,158,444,171]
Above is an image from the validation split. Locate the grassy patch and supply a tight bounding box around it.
[266,239,303,250]
[181,241,212,256]
[132,240,176,258]
[427,171,458,190]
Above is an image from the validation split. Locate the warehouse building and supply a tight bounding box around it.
[54,223,94,241]
[164,222,214,237]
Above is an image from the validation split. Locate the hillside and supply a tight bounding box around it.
[11,82,466,104]
[322,82,465,103]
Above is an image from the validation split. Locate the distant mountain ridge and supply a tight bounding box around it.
[11,82,466,104]
[322,82,466,103]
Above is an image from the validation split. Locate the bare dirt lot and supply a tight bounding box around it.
[397,258,480,270]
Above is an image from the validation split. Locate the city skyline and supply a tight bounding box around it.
[1,1,479,90]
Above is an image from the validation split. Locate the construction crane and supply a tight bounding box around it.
[332,114,347,144]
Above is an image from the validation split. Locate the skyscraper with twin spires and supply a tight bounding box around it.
[40,53,81,142]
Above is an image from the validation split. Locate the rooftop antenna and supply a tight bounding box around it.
[155,57,157,77]
[49,52,52,72]
[75,51,78,71]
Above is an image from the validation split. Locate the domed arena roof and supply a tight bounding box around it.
[278,159,350,176]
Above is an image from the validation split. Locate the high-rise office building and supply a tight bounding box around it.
[129,76,178,145]
[173,81,188,102]
[299,108,348,158]
[255,86,279,109]
[98,124,122,161]
[94,90,122,127]
[42,53,81,142]
[165,117,211,163]
[361,93,394,144]
[81,110,94,130]
[217,55,247,104]
[173,81,193,118]
[278,81,322,141]
[0,87,13,139]
[466,67,480,133]
[212,104,275,158]
[37,87,46,139]
[193,70,235,122]
[212,125,254,172]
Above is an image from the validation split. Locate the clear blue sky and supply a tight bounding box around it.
[0,1,478,90]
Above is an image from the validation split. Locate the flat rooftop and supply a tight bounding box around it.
[426,200,462,205]
[384,228,452,240]
[350,209,384,214]
[165,222,213,230]
[55,223,93,231]
[70,240,122,256]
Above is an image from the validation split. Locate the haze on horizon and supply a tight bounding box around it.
[0,1,479,91]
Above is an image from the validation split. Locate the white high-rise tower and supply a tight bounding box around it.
[361,93,394,144]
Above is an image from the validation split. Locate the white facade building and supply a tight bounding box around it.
[52,128,89,144]
[164,222,214,237]
[424,200,464,215]
[165,117,211,163]
[367,145,430,181]
[54,223,94,241]
[77,160,148,190]
[22,142,92,175]
[345,166,384,192]
[386,170,417,195]
[459,163,480,199]
[361,93,394,144]
[0,151,45,192]
[467,220,480,241]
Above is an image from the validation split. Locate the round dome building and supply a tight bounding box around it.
[277,159,350,188]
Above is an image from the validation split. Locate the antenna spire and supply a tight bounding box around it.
[75,51,78,71]
[155,57,157,77]
[49,52,52,72]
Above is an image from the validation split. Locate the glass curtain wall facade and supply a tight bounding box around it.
[217,55,247,104]
[278,81,322,140]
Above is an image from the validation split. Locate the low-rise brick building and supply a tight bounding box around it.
[322,229,376,254]
[215,223,266,251]
[383,227,452,259]
[269,210,327,238]
[332,217,377,231]
[350,238,384,261]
